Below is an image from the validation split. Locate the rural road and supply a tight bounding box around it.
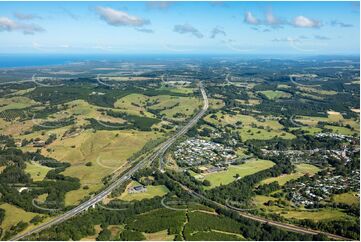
[11,81,209,241]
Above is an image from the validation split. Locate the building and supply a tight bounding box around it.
[128,185,147,194]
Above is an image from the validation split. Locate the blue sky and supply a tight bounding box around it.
[0,1,359,55]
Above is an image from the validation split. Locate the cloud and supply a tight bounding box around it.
[244,12,259,25]
[136,28,154,33]
[146,2,174,10]
[61,8,79,20]
[210,27,226,39]
[272,37,300,43]
[314,35,330,40]
[96,6,150,27]
[14,12,42,20]
[244,11,321,29]
[292,16,321,28]
[264,10,285,28]
[0,17,45,35]
[331,20,353,28]
[173,24,203,38]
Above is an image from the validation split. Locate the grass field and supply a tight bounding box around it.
[143,230,175,241]
[204,112,295,141]
[281,208,351,221]
[45,129,163,206]
[332,192,359,206]
[200,159,275,189]
[324,125,355,136]
[25,162,53,182]
[0,203,40,231]
[118,180,169,201]
[295,112,359,136]
[260,163,320,186]
[0,96,38,112]
[289,126,322,135]
[239,127,295,141]
[259,90,292,100]
[114,93,202,121]
[253,196,352,222]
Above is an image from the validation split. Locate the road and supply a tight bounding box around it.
[11,82,209,241]
[171,177,350,241]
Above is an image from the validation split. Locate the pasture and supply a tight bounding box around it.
[259,90,292,100]
[332,192,359,206]
[118,181,169,201]
[25,162,53,182]
[201,159,275,189]
[260,163,320,186]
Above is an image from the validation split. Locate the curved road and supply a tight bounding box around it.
[172,177,350,241]
[11,82,208,241]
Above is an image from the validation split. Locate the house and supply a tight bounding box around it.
[33,140,45,147]
[128,185,147,194]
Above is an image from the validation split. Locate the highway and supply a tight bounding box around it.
[11,82,209,241]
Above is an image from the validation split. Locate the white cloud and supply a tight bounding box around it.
[292,16,320,28]
[314,35,330,40]
[331,20,353,28]
[173,24,203,38]
[244,12,259,25]
[136,28,154,33]
[0,17,45,35]
[265,10,284,28]
[272,37,300,43]
[210,27,226,39]
[14,12,42,20]
[96,7,150,27]
[146,2,174,10]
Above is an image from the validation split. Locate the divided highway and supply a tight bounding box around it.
[11,82,208,241]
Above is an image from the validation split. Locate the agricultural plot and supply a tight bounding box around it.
[332,192,359,206]
[253,196,352,222]
[199,159,275,189]
[204,112,295,141]
[143,230,175,241]
[259,90,292,100]
[118,180,169,201]
[114,93,202,121]
[295,112,359,136]
[260,163,320,186]
[24,162,53,182]
[0,203,41,231]
[40,130,163,205]
[0,96,38,112]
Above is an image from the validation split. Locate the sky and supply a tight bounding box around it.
[0,1,359,55]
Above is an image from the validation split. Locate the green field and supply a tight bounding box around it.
[0,96,38,112]
[0,203,40,231]
[24,162,53,182]
[289,126,322,135]
[204,112,295,141]
[332,192,359,206]
[260,163,320,186]
[281,208,351,222]
[200,159,275,189]
[259,90,292,100]
[324,125,355,136]
[253,196,352,222]
[143,230,176,241]
[119,181,169,201]
[52,130,163,206]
